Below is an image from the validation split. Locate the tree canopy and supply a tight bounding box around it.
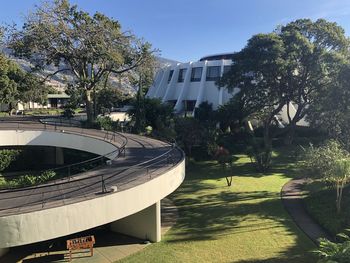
[0,54,47,114]
[219,19,349,170]
[8,0,155,123]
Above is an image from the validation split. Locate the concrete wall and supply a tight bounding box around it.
[111,201,161,242]
[0,130,118,160]
[0,156,185,248]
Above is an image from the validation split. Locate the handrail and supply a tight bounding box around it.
[0,119,128,189]
[0,119,184,215]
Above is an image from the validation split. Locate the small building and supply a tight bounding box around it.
[0,93,70,112]
[46,93,70,108]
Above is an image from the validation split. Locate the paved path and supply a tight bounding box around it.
[281,178,332,243]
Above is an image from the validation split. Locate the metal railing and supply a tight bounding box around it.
[0,119,185,216]
[0,119,128,190]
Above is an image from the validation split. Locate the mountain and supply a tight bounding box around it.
[4,50,178,96]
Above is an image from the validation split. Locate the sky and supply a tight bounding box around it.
[2,0,350,62]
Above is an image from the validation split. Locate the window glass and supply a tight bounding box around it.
[178,68,187,82]
[191,67,202,82]
[168,70,174,83]
[206,66,221,81]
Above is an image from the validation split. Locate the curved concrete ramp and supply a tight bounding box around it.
[0,121,185,252]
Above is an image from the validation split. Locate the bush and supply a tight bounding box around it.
[1,170,56,188]
[0,149,21,172]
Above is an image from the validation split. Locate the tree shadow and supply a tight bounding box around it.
[164,153,317,262]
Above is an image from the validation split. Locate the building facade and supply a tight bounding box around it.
[147,53,237,114]
[147,53,308,127]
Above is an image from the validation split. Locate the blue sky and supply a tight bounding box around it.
[2,0,350,62]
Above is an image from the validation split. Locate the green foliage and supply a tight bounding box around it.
[304,182,350,235]
[302,140,350,213]
[0,149,20,172]
[62,104,75,119]
[315,232,350,263]
[174,117,204,157]
[8,0,155,123]
[307,63,350,151]
[246,139,272,173]
[194,101,215,124]
[219,19,349,161]
[0,55,46,114]
[128,97,174,135]
[0,170,56,189]
[96,116,116,131]
[303,140,349,180]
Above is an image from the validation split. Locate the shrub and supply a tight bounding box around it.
[302,140,350,213]
[0,149,21,172]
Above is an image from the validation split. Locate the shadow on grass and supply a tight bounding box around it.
[166,150,316,262]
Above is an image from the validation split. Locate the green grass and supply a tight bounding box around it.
[304,181,350,236]
[119,148,316,263]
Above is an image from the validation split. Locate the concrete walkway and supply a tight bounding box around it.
[281,178,332,244]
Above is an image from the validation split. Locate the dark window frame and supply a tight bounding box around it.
[190,67,203,82]
[168,70,174,83]
[206,66,221,81]
[178,68,187,83]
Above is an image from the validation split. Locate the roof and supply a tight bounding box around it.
[47,93,70,99]
[199,53,235,62]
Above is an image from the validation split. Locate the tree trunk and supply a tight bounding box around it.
[336,180,345,214]
[85,89,94,125]
[284,122,296,145]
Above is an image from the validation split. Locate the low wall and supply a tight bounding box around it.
[0,130,118,159]
[0,156,185,248]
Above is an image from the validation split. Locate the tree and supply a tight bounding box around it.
[194,101,215,124]
[8,0,154,123]
[175,118,204,158]
[303,140,350,214]
[214,146,235,186]
[307,62,350,150]
[128,98,174,134]
[0,54,46,114]
[219,19,349,170]
[216,94,253,132]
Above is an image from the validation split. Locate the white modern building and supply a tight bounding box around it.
[147,53,308,126]
[147,53,237,114]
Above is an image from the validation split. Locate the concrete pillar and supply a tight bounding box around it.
[55,147,64,165]
[43,147,64,165]
[174,62,193,113]
[110,201,161,242]
[194,61,208,109]
[162,64,180,103]
[154,68,171,99]
[0,248,9,258]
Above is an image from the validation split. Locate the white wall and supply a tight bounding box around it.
[0,158,185,248]
[0,130,119,159]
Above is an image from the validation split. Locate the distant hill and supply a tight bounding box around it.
[3,50,178,96]
[156,56,179,66]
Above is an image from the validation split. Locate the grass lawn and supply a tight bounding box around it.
[119,149,316,263]
[304,181,350,236]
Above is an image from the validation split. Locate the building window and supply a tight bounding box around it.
[223,65,232,75]
[206,66,221,81]
[178,68,187,82]
[168,70,174,83]
[190,67,202,82]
